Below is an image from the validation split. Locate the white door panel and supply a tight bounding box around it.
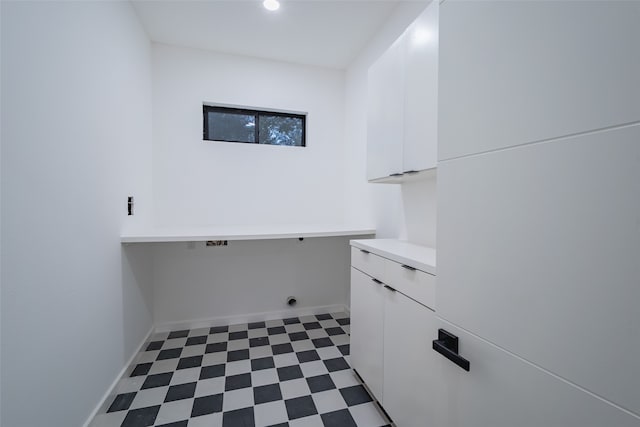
[437,124,640,414]
[432,319,640,427]
[439,1,640,160]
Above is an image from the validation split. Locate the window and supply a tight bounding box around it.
[203,105,306,147]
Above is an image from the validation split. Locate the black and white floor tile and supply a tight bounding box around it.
[90,312,391,427]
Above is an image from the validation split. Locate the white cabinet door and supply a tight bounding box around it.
[438,1,640,161]
[367,37,404,181]
[403,0,438,173]
[368,2,439,181]
[350,267,385,401]
[437,124,640,415]
[383,290,439,427]
[431,319,640,427]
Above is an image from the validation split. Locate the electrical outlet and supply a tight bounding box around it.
[206,240,228,247]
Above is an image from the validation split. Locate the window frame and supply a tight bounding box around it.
[203,105,307,147]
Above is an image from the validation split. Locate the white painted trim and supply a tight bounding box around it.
[155,304,348,333]
[343,303,351,316]
[81,326,154,427]
[202,101,308,117]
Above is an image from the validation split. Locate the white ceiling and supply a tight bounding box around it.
[131,0,403,69]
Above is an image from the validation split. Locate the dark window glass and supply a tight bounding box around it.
[204,106,305,147]
[259,115,304,146]
[207,111,255,143]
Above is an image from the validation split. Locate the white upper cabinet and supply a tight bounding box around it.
[402,1,438,174]
[367,1,439,182]
[439,1,640,161]
[367,38,405,181]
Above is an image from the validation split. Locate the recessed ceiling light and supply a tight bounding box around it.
[411,27,432,46]
[263,0,280,11]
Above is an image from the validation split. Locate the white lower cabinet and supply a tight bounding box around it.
[383,289,439,427]
[432,320,640,427]
[350,240,439,425]
[350,267,385,401]
[350,240,639,426]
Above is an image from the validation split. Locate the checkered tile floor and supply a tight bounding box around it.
[90,312,391,427]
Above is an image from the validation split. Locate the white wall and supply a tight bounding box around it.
[344,0,437,247]
[152,44,347,228]
[0,2,3,420]
[152,236,365,327]
[148,45,359,325]
[1,2,153,426]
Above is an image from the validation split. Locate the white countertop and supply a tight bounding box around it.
[121,224,376,243]
[350,238,436,275]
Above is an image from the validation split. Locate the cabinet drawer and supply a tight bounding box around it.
[351,247,386,282]
[386,261,435,309]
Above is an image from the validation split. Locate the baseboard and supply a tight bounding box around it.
[82,326,154,427]
[155,303,349,333]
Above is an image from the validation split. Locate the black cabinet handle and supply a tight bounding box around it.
[403,170,419,174]
[360,249,370,254]
[401,264,416,271]
[372,278,383,285]
[389,173,404,177]
[384,285,396,292]
[432,329,470,371]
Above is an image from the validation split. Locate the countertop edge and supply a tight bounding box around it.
[350,238,436,276]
